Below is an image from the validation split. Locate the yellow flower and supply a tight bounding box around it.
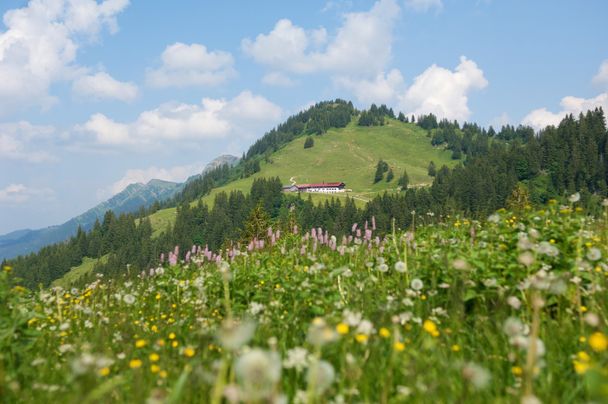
[159,370,168,379]
[579,336,587,343]
[184,347,196,357]
[151,325,158,333]
[149,353,160,362]
[423,320,440,337]
[511,366,523,376]
[3,265,12,273]
[99,367,110,376]
[129,359,142,369]
[579,306,588,313]
[172,341,179,348]
[27,318,37,326]
[393,341,405,352]
[379,327,391,338]
[155,293,161,300]
[589,332,608,352]
[573,360,590,375]
[135,339,147,348]
[451,344,461,352]
[355,334,369,344]
[336,323,349,335]
[577,351,591,362]
[150,364,161,374]
[168,332,176,340]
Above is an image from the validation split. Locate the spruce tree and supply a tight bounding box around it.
[428,161,437,177]
[398,169,410,190]
[304,136,314,149]
[386,168,394,182]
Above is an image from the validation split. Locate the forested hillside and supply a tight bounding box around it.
[5,103,608,290]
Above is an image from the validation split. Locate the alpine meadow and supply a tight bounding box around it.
[2,1,608,403]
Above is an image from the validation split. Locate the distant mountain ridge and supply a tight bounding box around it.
[0,155,239,260]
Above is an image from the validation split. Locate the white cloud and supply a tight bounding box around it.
[72,71,138,102]
[522,92,608,131]
[146,42,235,88]
[404,0,443,12]
[398,56,488,121]
[104,163,206,196]
[592,60,608,89]
[336,69,404,105]
[0,121,56,163]
[0,183,54,204]
[78,91,282,147]
[0,0,129,111]
[262,71,295,87]
[242,0,400,77]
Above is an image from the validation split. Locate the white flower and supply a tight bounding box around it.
[343,310,362,327]
[235,349,282,401]
[377,263,389,272]
[395,261,406,273]
[461,362,491,390]
[507,296,522,310]
[503,317,524,337]
[218,319,256,351]
[584,312,600,327]
[568,192,580,203]
[248,302,265,316]
[123,294,136,305]
[307,360,335,396]
[410,278,423,291]
[356,320,374,336]
[283,347,309,371]
[586,247,602,262]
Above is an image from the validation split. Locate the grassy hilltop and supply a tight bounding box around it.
[147,118,455,235]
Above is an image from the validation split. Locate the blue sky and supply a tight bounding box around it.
[1,0,607,234]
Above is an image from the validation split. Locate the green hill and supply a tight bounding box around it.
[147,118,455,235]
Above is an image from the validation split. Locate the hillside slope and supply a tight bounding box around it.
[147,118,455,234]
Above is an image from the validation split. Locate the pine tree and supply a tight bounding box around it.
[374,160,387,183]
[428,161,437,177]
[304,136,314,149]
[398,169,410,190]
[386,168,394,182]
[243,203,271,242]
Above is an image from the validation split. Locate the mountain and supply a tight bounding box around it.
[146,117,455,234]
[0,155,239,260]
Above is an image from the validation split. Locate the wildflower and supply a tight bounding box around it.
[503,317,524,338]
[507,296,521,310]
[135,339,147,348]
[336,323,349,335]
[129,359,143,369]
[586,248,602,262]
[573,352,591,375]
[168,332,176,340]
[584,313,600,327]
[410,278,424,291]
[461,362,491,390]
[379,327,391,338]
[149,353,160,362]
[511,366,522,376]
[184,347,196,357]
[451,344,461,352]
[568,192,581,203]
[123,294,136,305]
[159,370,168,379]
[423,320,439,337]
[235,349,282,401]
[150,364,160,374]
[283,347,309,371]
[307,318,337,347]
[589,332,608,352]
[98,367,110,376]
[377,263,389,272]
[307,360,335,396]
[355,334,369,344]
[218,319,256,350]
[395,261,406,273]
[518,252,535,267]
[394,341,405,352]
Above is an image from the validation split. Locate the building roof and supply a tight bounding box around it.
[297,182,345,189]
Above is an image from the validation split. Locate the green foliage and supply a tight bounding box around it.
[2,204,608,402]
[398,169,410,190]
[303,136,314,149]
[386,168,394,182]
[428,161,436,177]
[357,104,394,127]
[374,159,389,183]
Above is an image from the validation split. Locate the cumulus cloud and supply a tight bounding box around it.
[262,72,296,87]
[242,0,400,77]
[72,71,138,101]
[522,93,608,131]
[0,183,54,204]
[146,42,235,88]
[398,56,488,121]
[102,163,206,197]
[592,60,608,89]
[336,69,404,106]
[404,0,443,12]
[0,0,129,111]
[0,121,56,163]
[78,91,282,147]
